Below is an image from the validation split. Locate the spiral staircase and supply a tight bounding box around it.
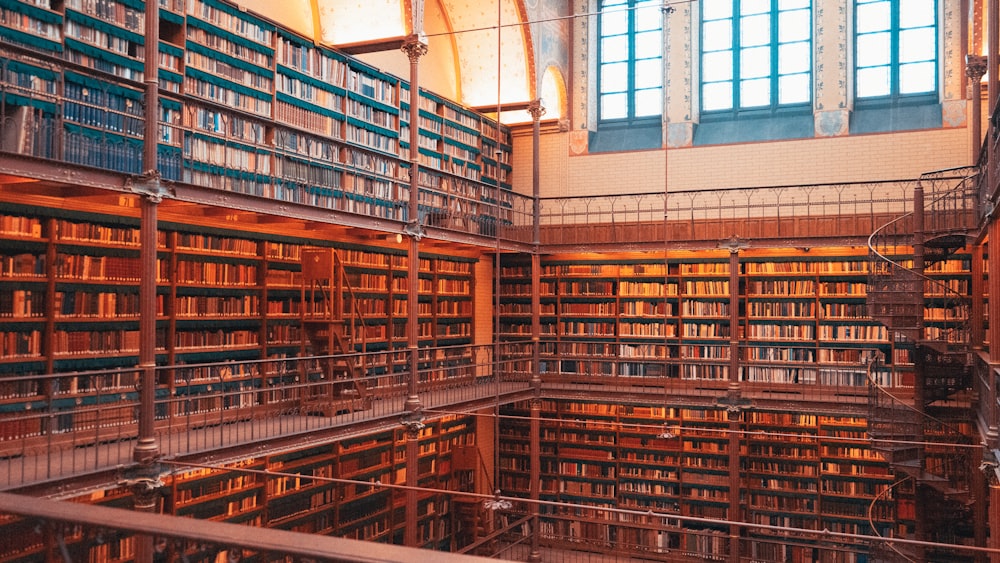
[865,167,982,560]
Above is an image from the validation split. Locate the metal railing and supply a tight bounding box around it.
[497,338,905,405]
[0,491,506,562]
[0,337,914,491]
[0,343,533,490]
[867,167,980,344]
[539,180,917,246]
[0,489,988,562]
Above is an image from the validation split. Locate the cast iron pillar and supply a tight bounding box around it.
[401,33,428,548]
[127,0,165,561]
[527,99,545,562]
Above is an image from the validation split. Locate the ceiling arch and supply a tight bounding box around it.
[235,0,537,123]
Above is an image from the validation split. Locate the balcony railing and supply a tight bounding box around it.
[539,180,917,247]
[0,343,534,490]
[0,338,916,491]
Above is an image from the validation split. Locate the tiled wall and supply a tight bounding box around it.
[512,125,971,199]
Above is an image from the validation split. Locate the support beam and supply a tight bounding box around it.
[401,30,428,549]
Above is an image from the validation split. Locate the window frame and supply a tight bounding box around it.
[699,0,813,121]
[596,0,664,125]
[853,0,939,107]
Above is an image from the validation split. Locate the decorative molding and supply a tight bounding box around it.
[400,33,429,62]
[667,122,693,148]
[815,109,850,137]
[941,99,967,128]
[568,129,588,155]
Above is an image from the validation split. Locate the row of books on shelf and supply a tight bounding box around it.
[0,0,516,163]
[509,256,973,279]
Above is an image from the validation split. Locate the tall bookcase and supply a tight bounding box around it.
[0,0,515,226]
[162,414,477,555]
[497,247,954,389]
[0,202,480,442]
[499,399,896,562]
[0,414,480,561]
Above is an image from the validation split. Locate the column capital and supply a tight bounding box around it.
[967,54,988,81]
[718,235,749,254]
[401,33,429,63]
[400,408,426,439]
[527,99,546,121]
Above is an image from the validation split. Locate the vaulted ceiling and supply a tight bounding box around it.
[237,0,537,122]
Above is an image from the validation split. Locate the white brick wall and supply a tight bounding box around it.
[511,126,971,199]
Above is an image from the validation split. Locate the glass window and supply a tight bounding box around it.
[701,0,812,115]
[855,0,937,100]
[598,0,663,122]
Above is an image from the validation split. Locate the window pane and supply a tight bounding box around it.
[779,0,810,9]
[634,87,663,116]
[778,73,810,104]
[702,50,734,82]
[856,1,890,34]
[601,35,629,63]
[636,0,662,32]
[601,92,628,119]
[601,7,628,36]
[703,82,733,111]
[741,14,771,47]
[600,62,628,93]
[740,77,770,107]
[899,27,936,63]
[900,0,935,29]
[635,30,663,59]
[703,0,733,21]
[741,46,771,79]
[778,9,810,43]
[635,59,663,88]
[778,42,810,74]
[856,32,890,67]
[703,20,733,51]
[857,66,890,97]
[741,0,769,16]
[899,61,936,94]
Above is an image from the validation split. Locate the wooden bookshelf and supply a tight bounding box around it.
[500,399,896,561]
[0,0,63,54]
[498,248,944,389]
[0,413,480,558]
[62,70,145,174]
[157,415,479,550]
[0,0,515,228]
[64,0,144,82]
[0,203,479,444]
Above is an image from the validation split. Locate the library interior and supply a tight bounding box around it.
[0,0,999,561]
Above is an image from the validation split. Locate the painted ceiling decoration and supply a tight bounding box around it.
[236,0,538,123]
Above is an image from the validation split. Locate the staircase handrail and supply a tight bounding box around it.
[867,166,981,345]
[867,476,917,563]
[866,354,972,445]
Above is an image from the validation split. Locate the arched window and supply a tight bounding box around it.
[855,0,937,102]
[700,0,812,116]
[598,0,663,122]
